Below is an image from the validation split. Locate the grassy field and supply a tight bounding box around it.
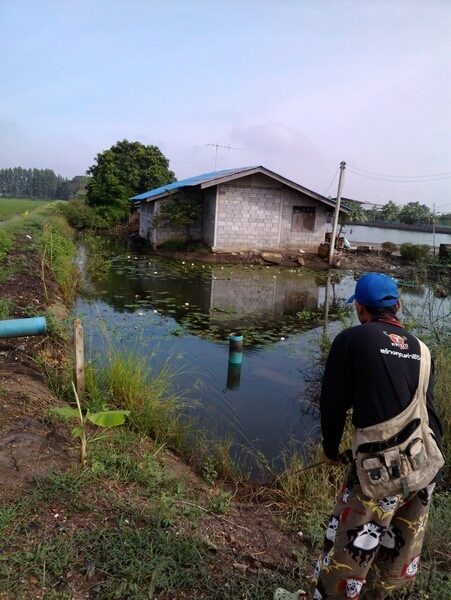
[0,197,59,221]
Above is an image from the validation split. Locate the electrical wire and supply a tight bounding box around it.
[347,164,451,183]
[348,164,451,178]
[323,165,340,196]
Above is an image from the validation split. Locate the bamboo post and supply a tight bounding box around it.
[73,318,85,403]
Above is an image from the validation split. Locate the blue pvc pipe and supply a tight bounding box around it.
[0,317,47,339]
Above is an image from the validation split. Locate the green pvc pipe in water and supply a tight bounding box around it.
[228,332,243,365]
[0,317,47,339]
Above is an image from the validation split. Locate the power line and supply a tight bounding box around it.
[323,165,340,196]
[348,164,451,178]
[347,164,451,183]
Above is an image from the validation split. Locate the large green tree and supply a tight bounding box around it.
[86,140,176,225]
[399,201,433,225]
[379,200,400,222]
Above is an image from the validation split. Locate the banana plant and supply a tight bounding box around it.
[54,382,130,466]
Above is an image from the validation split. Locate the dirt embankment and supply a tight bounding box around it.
[147,245,417,277]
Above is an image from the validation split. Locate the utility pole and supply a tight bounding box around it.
[205,143,243,170]
[329,161,346,265]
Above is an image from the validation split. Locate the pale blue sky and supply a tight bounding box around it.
[1,0,450,210]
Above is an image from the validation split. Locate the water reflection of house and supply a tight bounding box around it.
[209,271,320,324]
[130,166,347,253]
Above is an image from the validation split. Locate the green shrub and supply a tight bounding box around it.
[399,242,431,264]
[381,241,397,255]
[57,198,109,229]
[158,240,187,249]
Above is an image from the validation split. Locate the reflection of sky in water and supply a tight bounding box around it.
[74,254,448,475]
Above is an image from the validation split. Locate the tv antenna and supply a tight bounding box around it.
[206,143,243,170]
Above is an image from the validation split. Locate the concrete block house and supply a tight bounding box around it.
[130,166,345,253]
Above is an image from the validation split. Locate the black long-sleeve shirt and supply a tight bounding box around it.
[320,318,443,460]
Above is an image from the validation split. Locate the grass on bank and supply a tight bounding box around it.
[0,201,79,306]
[0,431,301,600]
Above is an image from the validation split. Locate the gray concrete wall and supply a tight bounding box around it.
[202,188,217,246]
[214,183,282,251]
[138,202,154,239]
[279,188,327,250]
[140,193,204,247]
[213,183,327,252]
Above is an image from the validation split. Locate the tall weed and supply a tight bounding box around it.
[86,339,193,453]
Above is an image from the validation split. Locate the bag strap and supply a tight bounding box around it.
[416,339,431,416]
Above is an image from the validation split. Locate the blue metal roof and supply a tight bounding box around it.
[129,165,347,211]
[129,166,259,201]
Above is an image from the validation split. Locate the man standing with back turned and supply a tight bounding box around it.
[274,272,444,600]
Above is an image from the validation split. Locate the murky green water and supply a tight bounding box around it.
[74,244,441,474]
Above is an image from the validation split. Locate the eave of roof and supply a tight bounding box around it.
[129,166,348,212]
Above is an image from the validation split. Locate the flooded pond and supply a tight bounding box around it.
[74,244,441,474]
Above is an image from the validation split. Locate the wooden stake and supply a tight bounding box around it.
[73,318,85,403]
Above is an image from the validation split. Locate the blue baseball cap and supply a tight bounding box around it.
[347,272,399,307]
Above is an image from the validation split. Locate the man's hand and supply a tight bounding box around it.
[322,449,352,466]
[322,450,341,466]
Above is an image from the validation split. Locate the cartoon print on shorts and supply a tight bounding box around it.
[312,578,330,599]
[312,550,332,580]
[342,485,352,504]
[339,477,353,504]
[378,523,406,564]
[401,555,420,578]
[324,514,339,549]
[345,520,385,566]
[397,514,428,538]
[312,558,321,581]
[378,496,399,514]
[361,495,401,520]
[337,577,365,599]
[321,555,353,576]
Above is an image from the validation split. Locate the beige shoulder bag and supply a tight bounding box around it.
[352,340,445,499]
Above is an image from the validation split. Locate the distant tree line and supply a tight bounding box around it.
[344,199,451,227]
[0,167,87,200]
